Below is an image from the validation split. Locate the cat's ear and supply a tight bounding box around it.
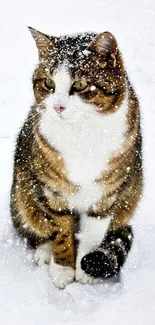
[89,32,118,67]
[28,27,54,60]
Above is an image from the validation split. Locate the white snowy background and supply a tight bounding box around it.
[0,0,155,324]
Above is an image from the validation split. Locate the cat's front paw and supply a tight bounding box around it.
[49,259,75,289]
[81,250,118,278]
[75,267,99,284]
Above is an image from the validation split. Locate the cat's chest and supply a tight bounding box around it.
[49,130,117,210]
[54,134,111,211]
[40,104,127,211]
[57,136,111,210]
[60,141,106,185]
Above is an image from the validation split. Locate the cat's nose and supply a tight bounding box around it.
[53,104,66,114]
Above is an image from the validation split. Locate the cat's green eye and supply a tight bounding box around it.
[73,79,88,92]
[44,79,55,91]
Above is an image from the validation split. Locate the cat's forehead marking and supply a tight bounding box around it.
[48,32,96,74]
[55,32,96,56]
[53,65,71,93]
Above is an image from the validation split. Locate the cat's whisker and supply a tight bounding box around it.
[27,114,39,122]
[24,118,40,144]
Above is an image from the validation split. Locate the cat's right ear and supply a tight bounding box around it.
[28,27,54,60]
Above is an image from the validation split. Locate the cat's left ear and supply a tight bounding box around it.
[89,32,118,68]
[28,27,54,60]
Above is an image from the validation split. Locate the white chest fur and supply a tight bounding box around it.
[39,67,128,212]
[40,104,127,211]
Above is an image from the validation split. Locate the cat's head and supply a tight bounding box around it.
[29,27,127,122]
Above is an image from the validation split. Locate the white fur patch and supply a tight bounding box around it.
[34,243,51,266]
[39,64,128,212]
[69,184,104,212]
[49,257,75,289]
[76,213,111,261]
[75,214,110,283]
[75,267,99,284]
[44,65,71,113]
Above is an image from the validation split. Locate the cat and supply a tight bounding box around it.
[10,27,143,288]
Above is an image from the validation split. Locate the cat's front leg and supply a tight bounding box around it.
[81,225,133,278]
[75,213,111,284]
[35,241,75,289]
[75,237,99,284]
[35,214,75,289]
[49,214,75,289]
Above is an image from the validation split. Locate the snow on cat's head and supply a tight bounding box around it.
[29,27,127,123]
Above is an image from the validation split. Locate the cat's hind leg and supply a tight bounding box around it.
[34,242,51,266]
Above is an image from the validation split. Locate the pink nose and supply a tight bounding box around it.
[53,105,65,114]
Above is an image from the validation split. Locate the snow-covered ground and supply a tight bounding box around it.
[0,0,155,324]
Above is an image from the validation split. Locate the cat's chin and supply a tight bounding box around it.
[49,109,99,124]
[51,114,79,123]
[58,114,82,123]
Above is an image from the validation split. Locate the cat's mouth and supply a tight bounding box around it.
[58,114,65,120]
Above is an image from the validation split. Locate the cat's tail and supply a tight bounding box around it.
[81,225,133,278]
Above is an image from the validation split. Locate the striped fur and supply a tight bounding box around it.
[10,28,143,287]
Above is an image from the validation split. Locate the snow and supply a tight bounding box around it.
[0,0,155,324]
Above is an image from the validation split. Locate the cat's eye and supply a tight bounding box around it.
[72,79,88,92]
[44,79,55,91]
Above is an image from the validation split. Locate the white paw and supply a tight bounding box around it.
[34,243,51,266]
[49,258,75,289]
[75,267,99,284]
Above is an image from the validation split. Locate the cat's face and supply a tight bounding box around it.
[30,28,126,123]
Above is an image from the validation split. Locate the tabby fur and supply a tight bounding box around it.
[10,28,143,288]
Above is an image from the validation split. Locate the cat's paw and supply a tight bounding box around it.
[75,267,99,284]
[49,259,75,289]
[81,250,118,278]
[34,243,51,266]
